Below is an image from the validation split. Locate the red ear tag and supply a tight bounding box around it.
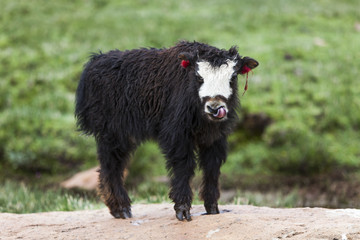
[241,65,252,96]
[181,60,190,68]
[240,65,251,74]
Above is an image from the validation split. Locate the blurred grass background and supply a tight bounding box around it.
[0,0,359,213]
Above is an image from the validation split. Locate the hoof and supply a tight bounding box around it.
[111,207,132,219]
[174,203,191,221]
[205,203,219,215]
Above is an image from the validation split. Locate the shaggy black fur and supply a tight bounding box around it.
[75,41,258,221]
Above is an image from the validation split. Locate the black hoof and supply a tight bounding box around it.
[111,207,132,219]
[174,203,191,221]
[205,203,219,215]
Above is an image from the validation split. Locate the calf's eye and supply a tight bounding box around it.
[198,76,204,83]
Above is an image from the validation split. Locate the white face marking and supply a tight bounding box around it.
[197,59,237,100]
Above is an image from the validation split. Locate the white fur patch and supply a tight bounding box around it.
[197,59,237,99]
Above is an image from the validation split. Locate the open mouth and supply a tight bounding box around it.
[207,106,227,120]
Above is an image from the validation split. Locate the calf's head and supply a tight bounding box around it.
[179,47,259,121]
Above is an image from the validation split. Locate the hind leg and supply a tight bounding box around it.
[96,138,135,219]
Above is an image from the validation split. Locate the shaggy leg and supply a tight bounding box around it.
[96,139,134,219]
[199,137,227,214]
[170,159,196,221]
[161,140,196,221]
[170,162,195,221]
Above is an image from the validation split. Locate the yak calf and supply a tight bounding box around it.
[75,41,259,221]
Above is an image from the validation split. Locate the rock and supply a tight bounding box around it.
[60,167,130,191]
[1,204,359,239]
[60,166,99,190]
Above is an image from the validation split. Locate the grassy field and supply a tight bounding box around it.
[0,181,104,213]
[0,180,303,213]
[0,0,360,212]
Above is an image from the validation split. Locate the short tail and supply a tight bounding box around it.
[74,69,90,134]
[75,52,102,134]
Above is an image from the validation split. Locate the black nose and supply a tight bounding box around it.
[207,105,219,114]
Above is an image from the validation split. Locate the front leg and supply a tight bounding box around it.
[169,153,196,221]
[199,137,227,214]
[160,137,196,221]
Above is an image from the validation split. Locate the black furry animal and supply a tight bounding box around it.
[75,41,258,221]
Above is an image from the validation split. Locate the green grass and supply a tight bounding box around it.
[1,0,360,212]
[0,181,104,213]
[5,178,358,214]
[0,180,299,213]
[1,0,359,175]
[232,190,301,208]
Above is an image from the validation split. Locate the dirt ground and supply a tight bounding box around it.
[1,204,360,240]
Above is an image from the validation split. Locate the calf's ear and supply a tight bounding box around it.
[238,56,259,74]
[178,52,196,69]
[228,46,239,58]
[243,57,259,69]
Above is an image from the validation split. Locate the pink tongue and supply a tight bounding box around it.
[214,107,226,118]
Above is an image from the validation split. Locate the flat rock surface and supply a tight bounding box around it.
[1,204,360,240]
